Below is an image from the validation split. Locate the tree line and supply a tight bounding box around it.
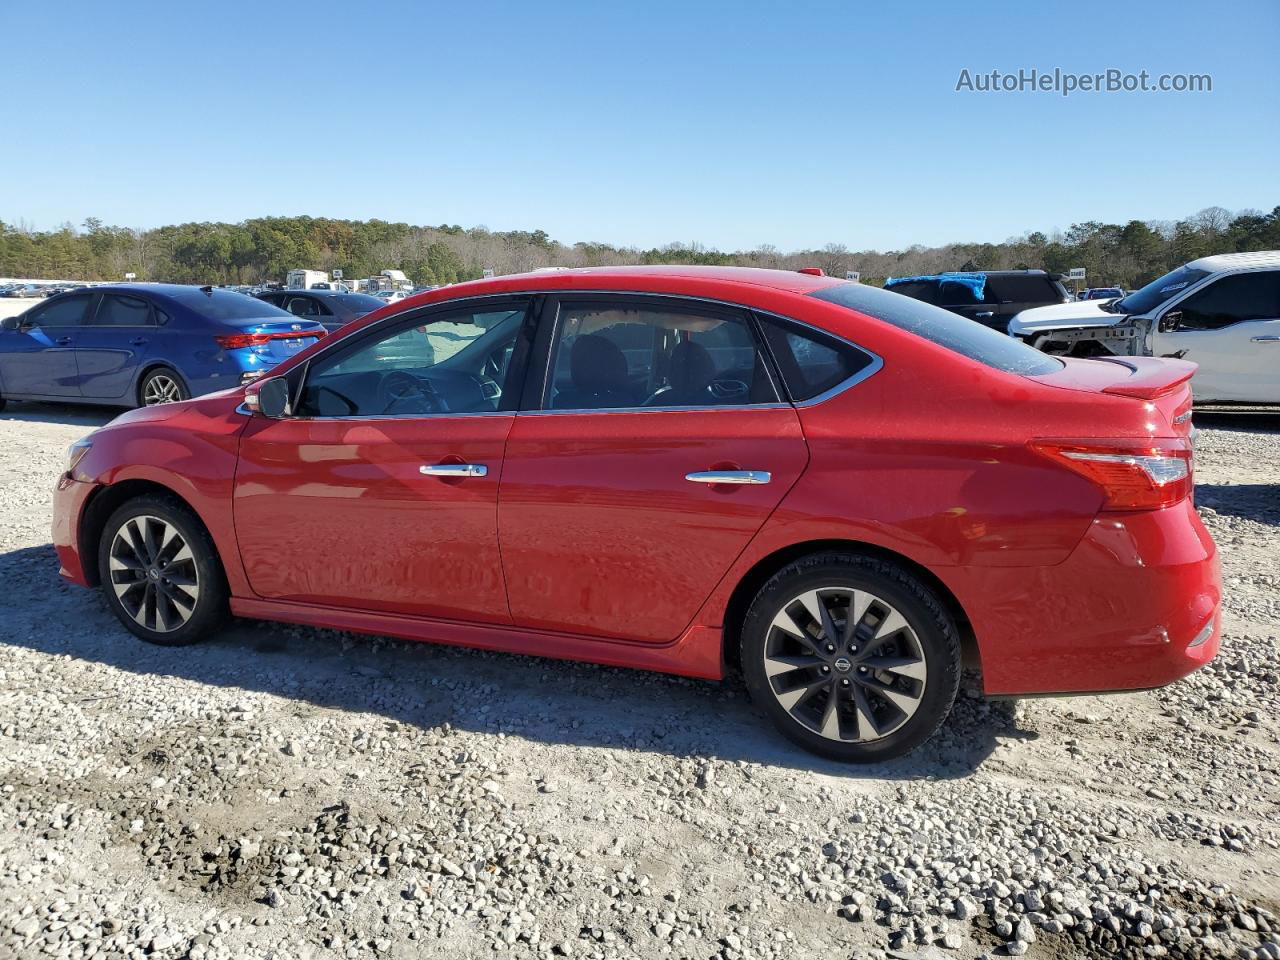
[1,205,1276,290]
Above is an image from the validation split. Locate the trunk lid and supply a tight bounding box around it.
[239,319,327,361]
[1030,356,1196,438]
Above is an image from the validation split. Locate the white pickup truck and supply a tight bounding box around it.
[1009,251,1280,404]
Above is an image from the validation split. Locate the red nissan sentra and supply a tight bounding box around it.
[51,267,1220,761]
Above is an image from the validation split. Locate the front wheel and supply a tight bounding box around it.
[740,553,961,762]
[138,367,189,406]
[97,495,228,646]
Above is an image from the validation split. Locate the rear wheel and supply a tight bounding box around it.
[97,495,228,646]
[740,552,961,762]
[139,367,188,406]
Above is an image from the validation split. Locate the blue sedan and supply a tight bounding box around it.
[0,284,328,410]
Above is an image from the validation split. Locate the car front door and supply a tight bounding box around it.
[0,293,92,397]
[497,295,809,644]
[233,299,535,622]
[1155,270,1280,403]
[77,293,158,399]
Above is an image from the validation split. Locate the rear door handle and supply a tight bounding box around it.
[974,311,995,318]
[1252,335,1280,342]
[685,470,771,485]
[55,336,73,346]
[419,463,487,478]
[130,337,148,346]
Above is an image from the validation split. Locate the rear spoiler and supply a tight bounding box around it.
[1096,357,1197,400]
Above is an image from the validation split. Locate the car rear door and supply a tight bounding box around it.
[1155,270,1280,403]
[233,298,535,622]
[0,293,91,397]
[77,292,157,399]
[497,294,809,644]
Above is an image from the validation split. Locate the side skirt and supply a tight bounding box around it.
[229,597,725,680]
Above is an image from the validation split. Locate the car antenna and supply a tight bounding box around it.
[199,285,214,295]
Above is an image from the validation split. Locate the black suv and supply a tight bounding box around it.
[884,270,1070,331]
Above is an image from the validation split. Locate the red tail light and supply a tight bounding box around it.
[215,333,271,349]
[1032,439,1193,511]
[214,332,324,350]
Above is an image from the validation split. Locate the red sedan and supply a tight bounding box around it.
[51,267,1220,761]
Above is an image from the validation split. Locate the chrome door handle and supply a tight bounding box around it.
[685,470,771,485]
[55,336,73,346]
[1252,335,1280,342]
[974,311,995,318]
[419,463,487,478]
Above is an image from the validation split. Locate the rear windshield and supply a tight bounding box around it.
[164,288,292,321]
[809,283,1063,375]
[335,293,386,311]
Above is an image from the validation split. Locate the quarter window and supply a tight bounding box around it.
[758,317,874,401]
[545,300,777,410]
[295,305,528,417]
[1173,272,1280,330]
[95,295,153,326]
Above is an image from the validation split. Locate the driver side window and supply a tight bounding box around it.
[295,304,529,418]
[1173,272,1280,331]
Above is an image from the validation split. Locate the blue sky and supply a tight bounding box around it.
[3,0,1277,251]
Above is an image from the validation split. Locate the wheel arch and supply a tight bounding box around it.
[78,479,212,587]
[720,539,978,675]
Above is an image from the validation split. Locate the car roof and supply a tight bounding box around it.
[428,265,843,297]
[275,288,365,297]
[1187,250,1280,272]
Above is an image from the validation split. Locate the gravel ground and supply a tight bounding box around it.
[0,404,1277,960]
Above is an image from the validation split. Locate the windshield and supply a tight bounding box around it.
[1112,266,1211,315]
[809,283,1063,376]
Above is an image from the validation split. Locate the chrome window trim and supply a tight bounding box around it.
[520,403,793,417]
[291,287,884,416]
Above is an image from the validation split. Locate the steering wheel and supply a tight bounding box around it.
[377,370,443,414]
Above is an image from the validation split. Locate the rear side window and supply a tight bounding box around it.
[810,283,1063,375]
[985,275,1058,303]
[758,316,874,401]
[95,295,154,326]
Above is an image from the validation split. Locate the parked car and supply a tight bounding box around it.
[255,288,387,332]
[0,284,326,410]
[1079,287,1125,301]
[1009,251,1280,403]
[4,284,50,298]
[884,270,1071,331]
[372,289,411,304]
[51,266,1218,762]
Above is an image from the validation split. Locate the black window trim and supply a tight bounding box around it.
[523,292,789,416]
[280,293,539,421]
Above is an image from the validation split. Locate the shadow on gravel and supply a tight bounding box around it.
[1196,483,1280,526]
[0,401,119,427]
[0,542,1010,780]
[1193,410,1280,434]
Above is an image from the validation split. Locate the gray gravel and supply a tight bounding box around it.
[1,404,1278,960]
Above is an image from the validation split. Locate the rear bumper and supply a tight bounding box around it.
[955,498,1220,696]
[52,475,98,587]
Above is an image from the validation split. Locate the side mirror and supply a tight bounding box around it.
[0,316,17,332]
[1159,310,1183,333]
[255,377,293,418]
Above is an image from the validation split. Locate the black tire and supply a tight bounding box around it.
[740,552,961,763]
[137,367,189,407]
[97,494,228,646]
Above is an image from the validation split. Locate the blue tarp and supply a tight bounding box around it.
[885,272,987,300]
